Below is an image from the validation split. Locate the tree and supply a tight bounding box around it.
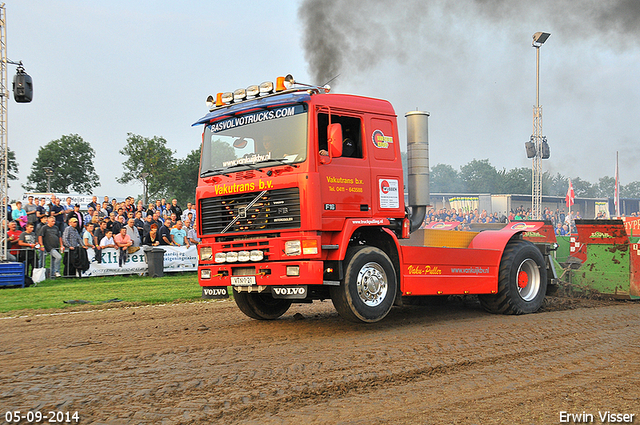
[459,159,499,193]
[117,133,176,201]
[167,148,201,206]
[595,176,615,198]
[622,181,640,198]
[0,147,19,187]
[430,163,463,193]
[498,167,531,195]
[23,134,99,193]
[570,176,596,198]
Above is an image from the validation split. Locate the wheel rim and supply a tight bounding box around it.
[356,262,388,307]
[516,258,541,301]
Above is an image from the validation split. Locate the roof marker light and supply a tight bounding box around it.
[221,92,234,104]
[233,88,247,102]
[275,76,286,92]
[259,81,274,94]
[246,85,260,97]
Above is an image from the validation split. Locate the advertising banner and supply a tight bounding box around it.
[81,246,198,277]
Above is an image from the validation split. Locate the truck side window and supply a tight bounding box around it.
[318,113,363,159]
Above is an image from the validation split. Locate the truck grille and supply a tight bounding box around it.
[200,188,301,235]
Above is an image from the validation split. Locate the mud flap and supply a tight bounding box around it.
[202,286,230,299]
[271,286,308,299]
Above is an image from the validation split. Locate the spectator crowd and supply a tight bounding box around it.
[5,195,200,279]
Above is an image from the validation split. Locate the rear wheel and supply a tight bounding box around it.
[330,246,397,323]
[233,289,292,320]
[479,239,547,314]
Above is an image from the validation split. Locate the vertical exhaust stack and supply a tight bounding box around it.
[405,111,430,232]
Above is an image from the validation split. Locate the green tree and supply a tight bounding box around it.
[0,147,20,187]
[430,163,463,193]
[167,148,201,206]
[595,176,615,198]
[622,181,640,198]
[23,134,99,193]
[499,167,531,195]
[459,159,499,193]
[117,133,176,201]
[570,176,596,198]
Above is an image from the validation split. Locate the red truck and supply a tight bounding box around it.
[194,75,557,323]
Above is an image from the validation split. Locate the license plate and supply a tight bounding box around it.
[231,276,256,286]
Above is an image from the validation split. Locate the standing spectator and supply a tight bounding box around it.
[93,220,107,263]
[100,201,110,217]
[88,196,98,210]
[146,202,156,218]
[114,227,132,267]
[18,222,37,277]
[170,220,189,247]
[159,218,172,245]
[38,216,64,278]
[7,220,22,260]
[83,223,97,262]
[67,204,84,233]
[62,217,84,277]
[143,224,160,246]
[63,197,74,212]
[11,201,27,229]
[112,214,125,235]
[169,199,183,221]
[186,220,200,245]
[134,211,145,239]
[36,198,47,221]
[125,218,141,247]
[25,195,39,227]
[100,229,116,249]
[83,207,95,225]
[143,213,154,239]
[51,197,66,233]
[182,202,197,223]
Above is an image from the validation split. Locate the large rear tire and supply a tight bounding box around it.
[479,239,547,314]
[330,246,397,323]
[233,289,292,320]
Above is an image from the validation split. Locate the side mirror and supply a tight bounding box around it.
[328,123,343,157]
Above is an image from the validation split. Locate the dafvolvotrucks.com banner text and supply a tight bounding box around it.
[81,246,198,277]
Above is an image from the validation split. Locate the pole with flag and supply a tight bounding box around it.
[614,151,620,217]
[565,179,574,213]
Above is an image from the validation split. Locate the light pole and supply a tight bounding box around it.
[43,167,54,193]
[531,31,550,219]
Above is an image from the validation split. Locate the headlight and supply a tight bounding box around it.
[226,251,238,262]
[200,269,211,279]
[237,250,250,262]
[284,240,301,256]
[250,250,264,262]
[214,252,226,263]
[200,246,213,261]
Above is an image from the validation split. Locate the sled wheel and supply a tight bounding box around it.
[479,239,547,314]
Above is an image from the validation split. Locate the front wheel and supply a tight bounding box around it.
[233,289,292,320]
[479,239,547,314]
[331,246,397,323]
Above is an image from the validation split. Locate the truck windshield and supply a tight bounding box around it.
[200,104,307,177]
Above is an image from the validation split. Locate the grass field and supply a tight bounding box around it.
[0,273,206,314]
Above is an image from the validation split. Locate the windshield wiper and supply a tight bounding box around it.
[200,168,225,178]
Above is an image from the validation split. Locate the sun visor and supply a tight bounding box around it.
[192,93,310,126]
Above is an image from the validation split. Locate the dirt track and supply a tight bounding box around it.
[1,297,639,425]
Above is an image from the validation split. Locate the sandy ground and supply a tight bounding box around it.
[1,296,639,425]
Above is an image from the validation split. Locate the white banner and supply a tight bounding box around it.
[81,246,198,277]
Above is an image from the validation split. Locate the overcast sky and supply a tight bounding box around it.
[6,0,640,200]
